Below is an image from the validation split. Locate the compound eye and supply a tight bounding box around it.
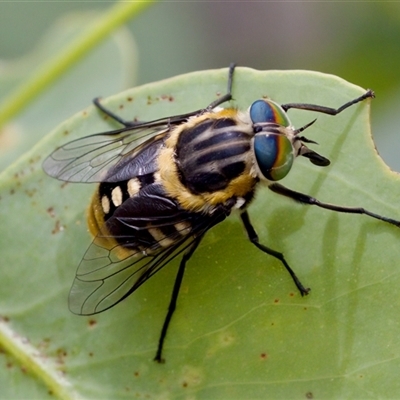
[254,133,294,181]
[250,99,290,127]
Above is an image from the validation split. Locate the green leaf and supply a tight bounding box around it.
[1,67,400,399]
[0,11,139,173]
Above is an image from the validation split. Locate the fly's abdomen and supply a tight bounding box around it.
[88,180,195,256]
[97,174,156,222]
[176,117,252,194]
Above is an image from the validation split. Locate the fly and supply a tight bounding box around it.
[43,64,400,362]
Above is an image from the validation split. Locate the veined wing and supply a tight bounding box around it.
[43,121,171,183]
[69,185,229,315]
[42,100,215,184]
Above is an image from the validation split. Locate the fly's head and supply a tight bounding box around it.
[249,99,330,182]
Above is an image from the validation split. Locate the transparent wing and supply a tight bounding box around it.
[69,190,228,315]
[69,227,196,315]
[43,121,170,183]
[42,101,213,184]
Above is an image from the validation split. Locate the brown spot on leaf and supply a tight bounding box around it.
[24,188,37,197]
[51,220,64,234]
[160,94,174,102]
[88,319,97,328]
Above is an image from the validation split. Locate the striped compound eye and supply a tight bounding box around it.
[250,99,294,181]
[250,99,291,126]
[254,133,294,181]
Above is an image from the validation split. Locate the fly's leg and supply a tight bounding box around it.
[240,211,310,296]
[93,97,139,127]
[154,235,205,363]
[269,183,400,228]
[205,62,236,110]
[93,63,237,129]
[281,90,374,115]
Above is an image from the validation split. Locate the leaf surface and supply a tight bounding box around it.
[1,66,400,399]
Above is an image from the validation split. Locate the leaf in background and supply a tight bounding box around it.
[0,11,138,172]
[1,67,400,399]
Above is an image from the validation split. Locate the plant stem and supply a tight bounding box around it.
[0,0,156,129]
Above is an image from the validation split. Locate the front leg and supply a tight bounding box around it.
[269,183,400,228]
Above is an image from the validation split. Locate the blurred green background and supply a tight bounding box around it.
[1,1,400,169]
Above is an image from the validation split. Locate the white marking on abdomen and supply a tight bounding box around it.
[127,178,141,197]
[111,186,123,207]
[148,228,175,248]
[101,195,111,214]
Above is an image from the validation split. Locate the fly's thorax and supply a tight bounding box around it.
[158,109,258,213]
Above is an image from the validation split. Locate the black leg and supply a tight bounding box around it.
[281,89,374,115]
[154,235,204,363]
[205,62,236,110]
[93,97,138,127]
[240,211,310,296]
[269,183,400,228]
[93,63,237,130]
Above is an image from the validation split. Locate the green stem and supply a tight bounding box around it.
[0,319,77,400]
[0,0,156,129]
